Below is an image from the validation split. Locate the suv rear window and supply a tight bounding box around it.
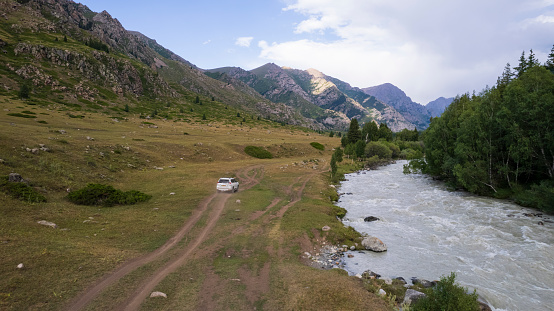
[218,179,229,183]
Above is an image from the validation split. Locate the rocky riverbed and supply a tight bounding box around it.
[303,243,492,310]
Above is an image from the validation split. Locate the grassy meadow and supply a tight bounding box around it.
[0,96,391,310]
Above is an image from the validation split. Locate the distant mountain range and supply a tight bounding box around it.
[1,0,452,132]
[206,66,453,131]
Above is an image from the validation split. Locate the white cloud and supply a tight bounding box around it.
[235,36,254,48]
[259,0,554,103]
[203,40,211,45]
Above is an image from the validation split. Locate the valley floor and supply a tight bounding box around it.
[0,99,390,311]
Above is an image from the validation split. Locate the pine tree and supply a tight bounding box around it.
[195,96,200,104]
[545,44,554,73]
[528,49,540,67]
[514,51,528,77]
[497,63,514,87]
[347,118,362,144]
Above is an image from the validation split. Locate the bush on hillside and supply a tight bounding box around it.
[244,146,273,159]
[310,142,325,150]
[412,272,480,311]
[66,183,151,207]
[0,176,46,203]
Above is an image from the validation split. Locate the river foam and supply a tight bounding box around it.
[337,161,554,311]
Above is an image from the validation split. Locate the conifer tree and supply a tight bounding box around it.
[546,45,554,73]
[347,118,362,144]
[527,49,540,67]
[514,51,528,77]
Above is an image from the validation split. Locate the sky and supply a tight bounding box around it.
[78,0,554,104]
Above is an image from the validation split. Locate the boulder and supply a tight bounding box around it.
[322,225,331,232]
[403,289,426,305]
[361,270,381,279]
[361,236,387,252]
[8,173,23,183]
[364,216,380,222]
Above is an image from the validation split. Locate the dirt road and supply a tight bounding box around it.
[65,166,263,310]
[66,165,318,310]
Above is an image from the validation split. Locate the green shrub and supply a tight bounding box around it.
[310,142,325,150]
[244,146,273,159]
[514,181,554,214]
[66,183,151,207]
[332,205,347,219]
[365,142,392,159]
[0,177,46,203]
[412,272,479,311]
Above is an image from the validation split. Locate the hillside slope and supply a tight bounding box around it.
[0,0,319,129]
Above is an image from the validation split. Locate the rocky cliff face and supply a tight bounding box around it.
[209,64,419,131]
[363,83,433,130]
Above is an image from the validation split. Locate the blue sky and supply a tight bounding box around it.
[79,0,554,104]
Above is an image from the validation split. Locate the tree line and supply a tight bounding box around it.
[330,118,423,182]
[408,46,554,213]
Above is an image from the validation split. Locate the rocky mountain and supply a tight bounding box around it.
[362,83,432,130]
[426,97,454,117]
[207,65,417,132]
[1,0,450,132]
[0,0,320,129]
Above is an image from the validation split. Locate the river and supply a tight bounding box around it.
[337,161,554,311]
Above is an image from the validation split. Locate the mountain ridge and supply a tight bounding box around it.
[1,0,452,132]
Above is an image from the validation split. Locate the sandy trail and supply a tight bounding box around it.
[65,166,263,311]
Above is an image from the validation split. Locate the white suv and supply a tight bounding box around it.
[216,178,239,192]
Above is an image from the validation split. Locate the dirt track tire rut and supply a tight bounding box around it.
[65,166,263,311]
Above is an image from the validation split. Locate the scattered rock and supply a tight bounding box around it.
[361,236,387,252]
[361,270,381,279]
[478,299,493,311]
[86,136,94,140]
[17,263,24,269]
[37,220,57,228]
[403,289,426,305]
[378,288,386,296]
[322,225,331,232]
[364,216,380,222]
[236,199,241,204]
[8,173,23,183]
[538,221,544,226]
[347,254,354,258]
[169,192,175,195]
[149,291,167,298]
[381,277,393,285]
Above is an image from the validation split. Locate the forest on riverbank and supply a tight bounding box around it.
[406,47,554,213]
